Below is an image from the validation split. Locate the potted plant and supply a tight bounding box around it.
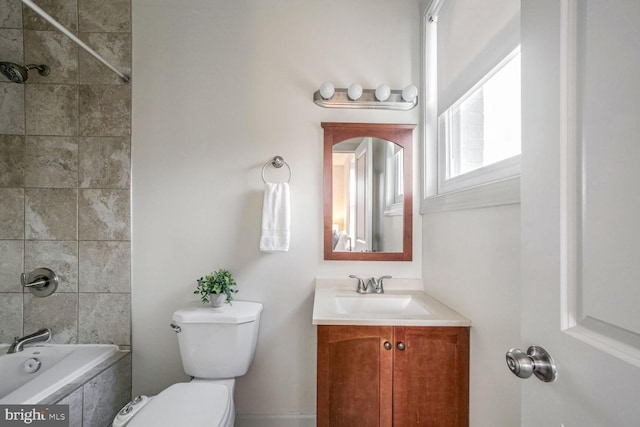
[194,268,237,307]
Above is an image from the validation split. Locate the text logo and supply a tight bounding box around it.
[0,405,68,427]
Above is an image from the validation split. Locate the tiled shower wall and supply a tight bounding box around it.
[0,0,131,347]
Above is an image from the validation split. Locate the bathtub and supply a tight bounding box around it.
[0,344,118,404]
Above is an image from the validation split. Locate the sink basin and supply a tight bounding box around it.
[334,293,430,316]
[312,278,471,326]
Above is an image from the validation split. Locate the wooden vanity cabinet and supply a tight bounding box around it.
[317,325,469,427]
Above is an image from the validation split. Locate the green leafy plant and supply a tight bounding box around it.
[194,268,238,304]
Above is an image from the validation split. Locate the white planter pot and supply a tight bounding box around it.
[209,293,226,307]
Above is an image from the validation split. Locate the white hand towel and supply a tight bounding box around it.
[260,182,290,252]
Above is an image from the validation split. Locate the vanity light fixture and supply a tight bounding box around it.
[313,82,418,110]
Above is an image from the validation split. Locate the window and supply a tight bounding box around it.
[421,0,521,212]
[438,49,521,194]
[384,145,404,215]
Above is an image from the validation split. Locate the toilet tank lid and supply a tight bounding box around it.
[173,301,263,324]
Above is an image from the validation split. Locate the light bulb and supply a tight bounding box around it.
[402,85,418,102]
[375,84,391,102]
[347,83,363,101]
[319,82,335,100]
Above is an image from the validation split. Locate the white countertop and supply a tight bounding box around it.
[312,278,471,327]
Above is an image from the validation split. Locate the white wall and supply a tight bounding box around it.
[422,204,521,426]
[131,0,420,423]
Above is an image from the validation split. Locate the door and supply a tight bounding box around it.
[354,138,373,252]
[521,1,640,425]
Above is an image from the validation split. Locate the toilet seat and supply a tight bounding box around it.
[125,382,233,427]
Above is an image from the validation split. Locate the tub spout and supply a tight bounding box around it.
[7,328,51,354]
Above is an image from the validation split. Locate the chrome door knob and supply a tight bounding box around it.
[383,341,392,350]
[506,348,534,378]
[506,345,557,382]
[397,342,406,351]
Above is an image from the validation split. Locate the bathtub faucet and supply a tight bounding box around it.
[7,328,51,354]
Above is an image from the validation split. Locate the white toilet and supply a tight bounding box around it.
[113,301,263,427]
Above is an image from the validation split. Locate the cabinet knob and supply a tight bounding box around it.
[397,342,406,351]
[383,341,392,350]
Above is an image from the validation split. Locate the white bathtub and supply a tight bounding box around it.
[0,344,118,404]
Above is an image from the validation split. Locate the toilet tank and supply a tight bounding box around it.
[172,301,263,379]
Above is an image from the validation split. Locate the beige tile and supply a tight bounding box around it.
[23,0,78,32]
[78,0,130,32]
[0,135,24,187]
[78,85,130,137]
[79,293,130,345]
[25,136,78,188]
[24,293,78,343]
[0,0,23,28]
[0,240,23,292]
[83,354,131,426]
[79,137,130,188]
[25,84,78,136]
[0,188,24,239]
[79,241,130,293]
[25,188,77,240]
[24,30,78,84]
[78,189,130,240]
[0,293,23,342]
[79,33,131,85]
[25,240,78,293]
[0,83,25,134]
[0,28,23,63]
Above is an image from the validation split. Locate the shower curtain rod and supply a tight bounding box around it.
[20,0,131,83]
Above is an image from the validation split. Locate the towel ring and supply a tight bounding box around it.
[261,156,292,184]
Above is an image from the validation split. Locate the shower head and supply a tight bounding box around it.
[0,62,50,83]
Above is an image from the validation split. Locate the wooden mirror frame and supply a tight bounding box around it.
[323,122,415,261]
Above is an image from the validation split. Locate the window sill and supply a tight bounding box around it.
[384,202,403,216]
[420,175,520,214]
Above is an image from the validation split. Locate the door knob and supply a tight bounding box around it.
[506,345,556,382]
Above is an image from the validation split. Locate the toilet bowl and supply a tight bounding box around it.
[113,301,263,427]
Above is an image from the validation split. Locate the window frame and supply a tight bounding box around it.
[420,1,521,214]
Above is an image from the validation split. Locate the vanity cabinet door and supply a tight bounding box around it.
[317,325,394,427]
[393,326,470,427]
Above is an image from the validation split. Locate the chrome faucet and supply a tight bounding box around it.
[349,275,369,294]
[7,328,51,354]
[368,275,392,294]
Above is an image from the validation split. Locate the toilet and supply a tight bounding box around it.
[113,301,263,427]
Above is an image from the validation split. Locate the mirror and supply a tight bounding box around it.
[323,122,415,261]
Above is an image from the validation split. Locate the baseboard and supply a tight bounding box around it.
[235,414,316,427]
